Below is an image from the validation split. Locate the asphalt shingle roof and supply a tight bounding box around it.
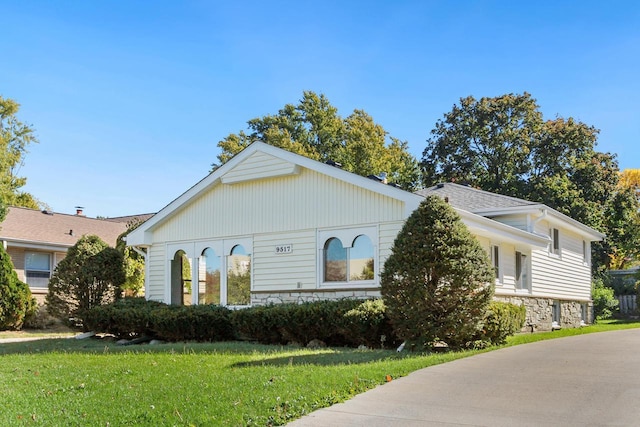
[0,207,135,247]
[416,182,538,212]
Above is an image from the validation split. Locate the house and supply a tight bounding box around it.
[0,207,153,303]
[126,142,604,330]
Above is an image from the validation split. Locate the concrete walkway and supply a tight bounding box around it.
[288,328,640,426]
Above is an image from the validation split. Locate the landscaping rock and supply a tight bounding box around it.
[306,339,326,349]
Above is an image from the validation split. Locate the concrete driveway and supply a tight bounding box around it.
[288,328,640,426]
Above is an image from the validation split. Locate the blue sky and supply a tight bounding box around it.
[3,1,639,218]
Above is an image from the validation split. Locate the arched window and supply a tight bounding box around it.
[349,235,374,281]
[227,245,251,305]
[324,238,347,282]
[199,248,221,305]
[322,233,375,284]
[171,250,192,305]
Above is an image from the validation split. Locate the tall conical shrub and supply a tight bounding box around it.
[381,195,494,350]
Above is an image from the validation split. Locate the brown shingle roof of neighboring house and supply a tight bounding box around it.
[105,213,155,225]
[1,207,131,248]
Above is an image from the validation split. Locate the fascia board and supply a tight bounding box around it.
[455,208,550,248]
[473,205,605,241]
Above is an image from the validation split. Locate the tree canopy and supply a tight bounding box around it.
[421,92,640,271]
[0,96,41,219]
[215,91,421,191]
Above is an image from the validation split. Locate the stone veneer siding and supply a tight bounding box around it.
[494,295,591,331]
[251,289,381,306]
[253,291,591,332]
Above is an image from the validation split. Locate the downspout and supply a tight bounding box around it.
[530,208,548,233]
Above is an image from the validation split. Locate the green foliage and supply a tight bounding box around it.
[342,299,400,348]
[0,96,41,218]
[0,244,36,330]
[149,304,234,342]
[380,196,495,350]
[421,92,640,271]
[216,91,421,191]
[84,297,165,338]
[230,299,399,348]
[592,278,619,321]
[116,220,146,296]
[476,302,526,346]
[47,235,125,328]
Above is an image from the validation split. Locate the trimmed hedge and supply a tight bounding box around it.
[85,298,233,342]
[477,301,526,345]
[231,299,399,348]
[86,298,399,347]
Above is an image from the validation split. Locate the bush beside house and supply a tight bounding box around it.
[0,243,36,330]
[381,196,495,350]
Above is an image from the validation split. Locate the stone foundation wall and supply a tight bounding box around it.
[251,289,381,305]
[253,291,590,332]
[494,295,591,331]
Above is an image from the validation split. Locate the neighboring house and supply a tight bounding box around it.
[126,142,604,331]
[0,207,153,303]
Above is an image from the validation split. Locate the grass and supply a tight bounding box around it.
[1,319,639,426]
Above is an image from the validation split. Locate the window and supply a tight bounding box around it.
[491,245,500,281]
[552,300,561,323]
[25,252,51,288]
[515,251,529,290]
[227,245,251,306]
[582,240,589,265]
[550,228,560,255]
[581,303,588,324]
[199,248,221,305]
[319,228,376,286]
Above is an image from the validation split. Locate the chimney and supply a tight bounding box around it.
[75,206,85,216]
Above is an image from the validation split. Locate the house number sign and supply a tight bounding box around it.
[275,244,293,254]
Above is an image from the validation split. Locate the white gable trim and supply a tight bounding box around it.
[127,142,423,246]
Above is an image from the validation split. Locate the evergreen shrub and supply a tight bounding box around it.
[381,196,495,350]
[149,304,233,342]
[477,301,526,345]
[0,244,36,330]
[84,297,165,338]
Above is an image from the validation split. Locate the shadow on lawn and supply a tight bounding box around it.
[232,349,402,367]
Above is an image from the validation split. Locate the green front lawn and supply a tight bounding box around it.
[1,320,639,426]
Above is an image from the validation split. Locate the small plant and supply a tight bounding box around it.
[592,278,619,321]
[476,301,526,345]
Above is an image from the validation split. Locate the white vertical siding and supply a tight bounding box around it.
[253,229,317,291]
[378,222,404,268]
[152,168,405,243]
[530,220,591,300]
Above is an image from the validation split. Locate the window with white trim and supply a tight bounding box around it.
[490,245,500,282]
[550,228,560,255]
[515,251,529,290]
[25,252,51,288]
[318,227,376,287]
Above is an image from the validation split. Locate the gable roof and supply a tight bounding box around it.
[1,206,129,249]
[418,183,605,241]
[127,142,424,245]
[417,182,537,211]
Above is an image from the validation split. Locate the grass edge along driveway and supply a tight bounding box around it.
[1,320,638,426]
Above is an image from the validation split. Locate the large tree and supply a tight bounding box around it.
[421,93,639,271]
[216,91,421,191]
[0,96,41,219]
